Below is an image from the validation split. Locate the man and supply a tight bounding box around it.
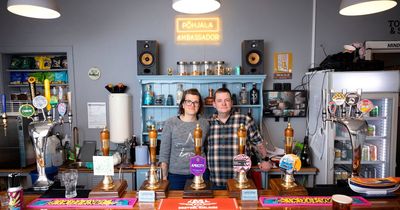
[207,87,273,188]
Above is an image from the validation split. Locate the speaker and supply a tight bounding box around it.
[137,40,159,75]
[242,40,264,74]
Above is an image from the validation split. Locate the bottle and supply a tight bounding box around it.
[176,83,184,105]
[239,83,248,105]
[249,83,259,105]
[284,122,294,154]
[237,123,247,154]
[146,116,155,131]
[130,135,137,164]
[300,136,312,167]
[194,124,202,156]
[143,84,154,105]
[204,88,214,105]
[100,127,110,156]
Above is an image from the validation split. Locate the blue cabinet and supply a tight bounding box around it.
[137,75,266,144]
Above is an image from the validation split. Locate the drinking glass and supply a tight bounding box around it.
[62,169,78,198]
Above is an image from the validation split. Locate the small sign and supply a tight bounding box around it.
[190,155,206,176]
[93,156,114,176]
[357,99,374,114]
[328,101,337,115]
[19,104,35,118]
[88,67,101,80]
[87,102,107,129]
[233,154,251,172]
[332,93,346,106]
[241,189,258,201]
[32,95,48,109]
[273,52,293,79]
[138,190,155,202]
[175,17,221,45]
[57,103,67,116]
[345,92,360,106]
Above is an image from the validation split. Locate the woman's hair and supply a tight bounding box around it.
[178,88,204,116]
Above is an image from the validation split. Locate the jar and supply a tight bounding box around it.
[203,61,213,76]
[215,61,225,75]
[177,61,188,76]
[341,148,347,160]
[190,61,200,76]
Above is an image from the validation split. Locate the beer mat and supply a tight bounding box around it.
[259,196,370,207]
[157,198,239,210]
[27,198,137,209]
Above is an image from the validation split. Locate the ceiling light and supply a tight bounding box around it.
[172,0,221,14]
[339,0,397,16]
[7,0,61,19]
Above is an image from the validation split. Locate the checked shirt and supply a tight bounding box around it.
[207,111,263,187]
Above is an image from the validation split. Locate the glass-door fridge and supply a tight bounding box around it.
[307,70,399,184]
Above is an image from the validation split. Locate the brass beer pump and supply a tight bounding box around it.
[236,123,250,188]
[100,127,114,190]
[191,124,206,189]
[146,124,160,189]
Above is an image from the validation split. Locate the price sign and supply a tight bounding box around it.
[233,154,251,172]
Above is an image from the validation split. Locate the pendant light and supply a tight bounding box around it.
[172,0,221,14]
[7,0,61,19]
[339,0,397,16]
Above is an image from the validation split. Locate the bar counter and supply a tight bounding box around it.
[2,189,399,210]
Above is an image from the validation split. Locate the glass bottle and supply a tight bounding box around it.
[239,83,248,105]
[249,83,259,105]
[284,122,294,154]
[176,83,184,105]
[130,135,137,164]
[204,88,214,105]
[247,108,253,120]
[143,84,154,105]
[300,136,312,167]
[146,116,155,131]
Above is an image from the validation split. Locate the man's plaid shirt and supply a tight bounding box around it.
[206,111,263,187]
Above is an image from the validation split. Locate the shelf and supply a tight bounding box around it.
[335,136,387,141]
[142,105,178,108]
[8,84,68,87]
[138,75,266,84]
[334,160,385,164]
[6,69,68,72]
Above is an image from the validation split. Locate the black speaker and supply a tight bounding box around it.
[137,40,159,75]
[242,40,264,74]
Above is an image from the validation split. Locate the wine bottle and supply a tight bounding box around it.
[130,135,137,164]
[249,83,259,105]
[300,136,312,167]
[239,83,248,105]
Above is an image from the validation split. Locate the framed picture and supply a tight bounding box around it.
[263,90,307,118]
[273,52,293,79]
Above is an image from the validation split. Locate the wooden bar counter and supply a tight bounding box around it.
[2,189,399,209]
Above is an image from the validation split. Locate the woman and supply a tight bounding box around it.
[159,88,209,190]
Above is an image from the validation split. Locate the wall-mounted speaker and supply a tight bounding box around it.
[242,40,264,74]
[137,40,159,75]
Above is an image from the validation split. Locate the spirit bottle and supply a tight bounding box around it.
[239,83,248,105]
[146,116,155,131]
[176,84,184,105]
[249,83,259,105]
[143,84,154,105]
[204,88,214,105]
[284,122,294,154]
[300,136,312,167]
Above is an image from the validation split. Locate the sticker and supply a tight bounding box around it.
[332,93,346,106]
[19,104,35,118]
[328,101,337,115]
[88,67,101,80]
[57,103,67,116]
[32,96,48,109]
[345,92,360,106]
[279,154,301,173]
[357,99,374,114]
[233,154,251,172]
[190,155,206,176]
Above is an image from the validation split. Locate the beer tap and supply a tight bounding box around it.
[1,94,7,136]
[67,92,73,131]
[28,77,39,122]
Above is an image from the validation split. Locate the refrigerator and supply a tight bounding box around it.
[307,70,399,184]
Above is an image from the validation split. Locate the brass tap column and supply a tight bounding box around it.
[100,127,114,190]
[236,123,250,188]
[191,124,206,190]
[146,125,160,190]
